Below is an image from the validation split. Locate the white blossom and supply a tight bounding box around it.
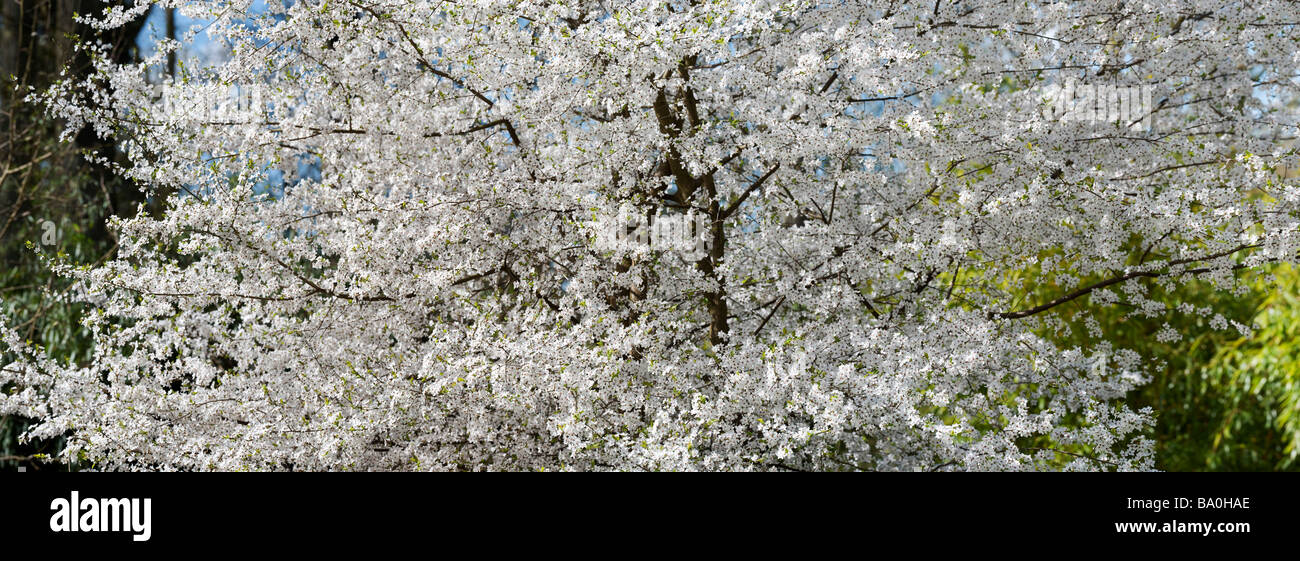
[5,0,1300,471]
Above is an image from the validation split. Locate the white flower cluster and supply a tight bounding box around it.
[5,0,1300,471]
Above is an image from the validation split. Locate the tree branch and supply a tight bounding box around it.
[993,244,1258,319]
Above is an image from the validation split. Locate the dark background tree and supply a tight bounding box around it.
[0,0,145,470]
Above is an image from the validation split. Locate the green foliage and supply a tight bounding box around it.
[1038,262,1300,471]
[1188,265,1300,470]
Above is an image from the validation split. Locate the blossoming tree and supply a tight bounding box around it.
[3,0,1299,470]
